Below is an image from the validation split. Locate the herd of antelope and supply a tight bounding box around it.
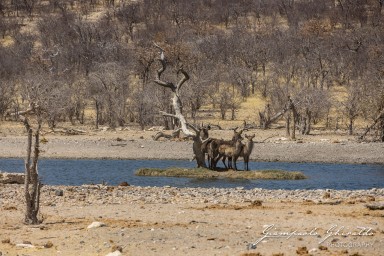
[200,126,255,171]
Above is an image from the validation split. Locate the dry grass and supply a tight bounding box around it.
[0,36,14,47]
[135,168,306,180]
[237,93,266,122]
[197,92,269,129]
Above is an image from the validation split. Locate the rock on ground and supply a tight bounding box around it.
[0,172,24,184]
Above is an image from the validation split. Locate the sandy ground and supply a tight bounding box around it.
[0,185,383,256]
[1,127,384,256]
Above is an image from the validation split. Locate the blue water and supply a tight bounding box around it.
[0,158,383,190]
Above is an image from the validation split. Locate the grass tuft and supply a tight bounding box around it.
[135,168,306,180]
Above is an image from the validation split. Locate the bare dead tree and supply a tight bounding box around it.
[153,43,206,167]
[19,110,42,225]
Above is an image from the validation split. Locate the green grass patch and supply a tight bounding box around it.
[135,168,306,180]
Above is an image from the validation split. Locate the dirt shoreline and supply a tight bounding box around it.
[1,131,384,164]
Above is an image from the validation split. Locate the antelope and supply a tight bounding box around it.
[216,137,243,170]
[201,137,218,169]
[201,127,243,170]
[198,124,211,165]
[235,134,255,171]
[209,127,244,170]
[192,124,211,167]
[198,124,210,140]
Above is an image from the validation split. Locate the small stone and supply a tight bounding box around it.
[1,238,10,244]
[366,195,375,201]
[16,243,35,248]
[40,137,48,144]
[251,200,262,206]
[309,248,318,253]
[318,245,328,251]
[87,221,106,229]
[0,172,24,184]
[365,203,384,210]
[111,245,123,252]
[55,189,64,196]
[44,241,54,248]
[296,246,308,255]
[105,251,122,256]
[323,192,331,199]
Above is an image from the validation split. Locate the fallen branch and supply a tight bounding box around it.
[152,129,182,141]
[258,134,279,143]
[208,124,223,130]
[44,128,87,135]
[6,103,39,118]
[110,143,127,147]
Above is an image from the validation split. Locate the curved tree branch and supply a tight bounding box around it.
[176,68,189,90]
[153,43,175,89]
[159,111,178,119]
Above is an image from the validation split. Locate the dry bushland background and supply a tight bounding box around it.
[0,0,383,139]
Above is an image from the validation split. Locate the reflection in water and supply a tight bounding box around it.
[0,158,383,190]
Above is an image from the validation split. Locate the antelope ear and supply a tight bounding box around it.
[252,134,256,138]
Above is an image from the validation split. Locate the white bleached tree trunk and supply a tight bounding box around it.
[153,44,206,167]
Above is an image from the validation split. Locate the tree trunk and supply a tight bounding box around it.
[348,119,353,135]
[286,114,290,137]
[95,100,100,129]
[380,118,384,142]
[291,100,297,140]
[304,110,312,135]
[23,117,41,225]
[220,106,226,120]
[231,107,235,120]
